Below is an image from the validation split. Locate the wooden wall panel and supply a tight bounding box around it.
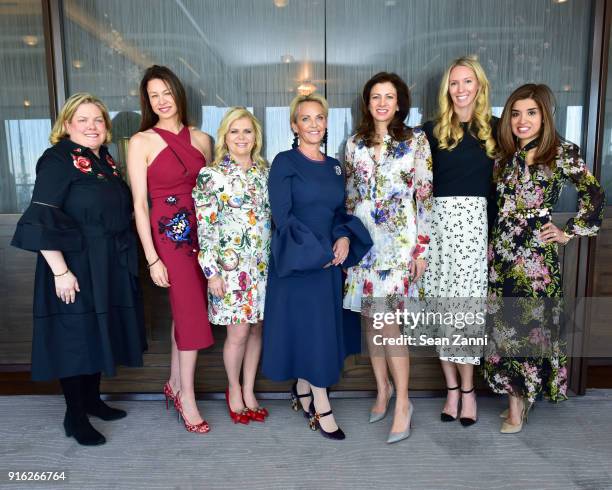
[0,213,582,394]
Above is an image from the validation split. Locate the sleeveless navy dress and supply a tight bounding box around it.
[262,149,372,387]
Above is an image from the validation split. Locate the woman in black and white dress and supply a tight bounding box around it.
[422,56,497,427]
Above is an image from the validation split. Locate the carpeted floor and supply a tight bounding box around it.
[1,390,611,490]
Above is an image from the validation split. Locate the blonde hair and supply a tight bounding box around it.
[212,107,266,169]
[289,93,329,124]
[50,93,112,145]
[433,56,496,158]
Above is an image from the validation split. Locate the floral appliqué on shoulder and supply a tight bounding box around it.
[72,153,93,174]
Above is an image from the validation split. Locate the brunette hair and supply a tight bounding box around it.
[433,56,496,158]
[354,72,412,146]
[50,92,112,145]
[497,83,560,166]
[138,65,188,132]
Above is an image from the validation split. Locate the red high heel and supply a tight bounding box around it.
[174,391,210,433]
[246,403,269,422]
[225,388,250,425]
[163,382,176,410]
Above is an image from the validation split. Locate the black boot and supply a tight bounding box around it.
[83,372,127,421]
[60,375,106,446]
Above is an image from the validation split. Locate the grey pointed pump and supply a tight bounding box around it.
[369,384,394,423]
[387,401,414,444]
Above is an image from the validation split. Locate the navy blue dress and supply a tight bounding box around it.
[262,149,372,387]
[11,139,146,381]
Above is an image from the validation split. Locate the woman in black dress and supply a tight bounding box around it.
[11,93,146,446]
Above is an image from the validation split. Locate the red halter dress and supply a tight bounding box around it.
[147,126,213,350]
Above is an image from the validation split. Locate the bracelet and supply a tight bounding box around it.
[147,257,160,268]
[53,269,70,277]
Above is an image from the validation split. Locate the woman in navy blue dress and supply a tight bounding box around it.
[262,93,372,440]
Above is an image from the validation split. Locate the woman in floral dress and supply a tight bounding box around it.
[193,107,271,424]
[343,72,433,443]
[484,84,604,433]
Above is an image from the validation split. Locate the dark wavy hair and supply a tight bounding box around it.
[138,65,188,132]
[497,83,560,168]
[354,72,412,146]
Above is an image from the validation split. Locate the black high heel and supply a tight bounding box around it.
[459,387,478,427]
[308,399,345,440]
[290,381,312,419]
[440,386,459,422]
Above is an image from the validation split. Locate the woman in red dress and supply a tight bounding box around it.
[128,65,214,433]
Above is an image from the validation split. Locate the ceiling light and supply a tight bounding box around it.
[563,84,572,91]
[281,54,294,64]
[22,35,38,46]
[297,81,316,96]
[552,0,568,3]
[274,0,288,7]
[129,89,139,97]
[23,99,31,107]
[72,59,83,69]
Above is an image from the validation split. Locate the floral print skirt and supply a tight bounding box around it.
[483,213,568,403]
[422,196,488,365]
[208,272,266,325]
[343,266,419,315]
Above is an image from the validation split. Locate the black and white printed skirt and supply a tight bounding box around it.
[422,196,488,365]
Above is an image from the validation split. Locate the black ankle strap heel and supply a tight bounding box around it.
[459,387,478,427]
[308,400,345,440]
[440,386,459,422]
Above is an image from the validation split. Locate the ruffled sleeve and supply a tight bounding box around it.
[558,144,605,237]
[11,149,82,252]
[268,153,334,277]
[193,168,222,279]
[412,129,434,260]
[331,210,373,268]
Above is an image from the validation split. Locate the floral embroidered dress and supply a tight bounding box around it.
[484,141,604,402]
[11,139,146,380]
[147,127,213,350]
[343,129,433,312]
[193,155,271,325]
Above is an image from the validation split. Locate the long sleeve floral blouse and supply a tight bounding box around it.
[494,142,604,237]
[192,155,271,292]
[344,128,434,270]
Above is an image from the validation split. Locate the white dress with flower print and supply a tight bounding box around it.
[343,129,433,312]
[193,156,271,325]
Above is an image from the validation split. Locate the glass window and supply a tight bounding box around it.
[62,0,325,166]
[326,0,594,212]
[0,0,51,213]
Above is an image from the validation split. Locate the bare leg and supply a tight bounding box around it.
[168,321,181,394]
[387,336,410,432]
[457,362,477,420]
[366,318,393,414]
[223,322,250,412]
[440,360,460,418]
[507,394,524,425]
[177,349,203,424]
[311,385,339,432]
[242,322,262,409]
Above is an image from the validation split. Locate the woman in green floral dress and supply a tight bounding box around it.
[484,84,604,433]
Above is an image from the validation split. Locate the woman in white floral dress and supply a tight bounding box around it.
[343,72,433,443]
[193,107,271,424]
